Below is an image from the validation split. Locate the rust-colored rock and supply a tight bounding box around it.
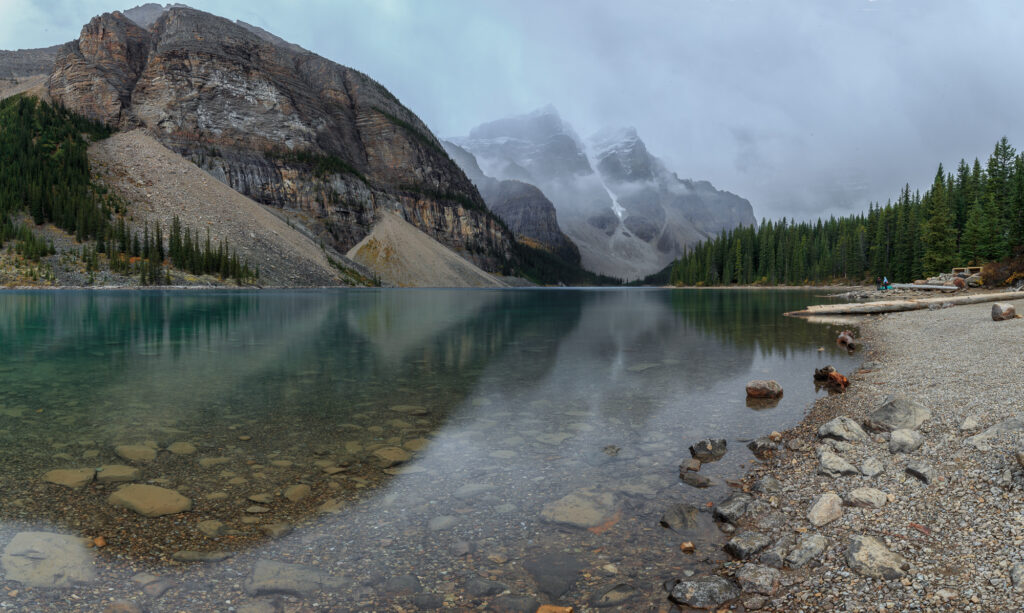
[827,370,849,390]
[992,303,1018,321]
[745,380,783,399]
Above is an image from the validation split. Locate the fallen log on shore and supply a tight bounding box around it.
[786,291,1020,317]
[889,283,958,291]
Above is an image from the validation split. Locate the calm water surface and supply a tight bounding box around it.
[0,289,858,611]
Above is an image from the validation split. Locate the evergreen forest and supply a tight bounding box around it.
[0,95,256,284]
[666,138,1024,286]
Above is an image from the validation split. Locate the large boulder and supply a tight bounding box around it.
[964,418,1024,451]
[725,532,771,559]
[669,576,740,609]
[713,493,752,524]
[845,535,908,579]
[864,395,932,432]
[807,493,843,527]
[745,380,783,399]
[818,417,869,443]
[846,487,888,509]
[785,533,828,568]
[817,450,860,477]
[889,429,925,454]
[992,303,1018,321]
[735,563,780,596]
[689,438,727,462]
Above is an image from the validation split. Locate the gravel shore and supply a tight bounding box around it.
[715,296,1024,612]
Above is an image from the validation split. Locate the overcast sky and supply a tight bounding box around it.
[3,0,1024,221]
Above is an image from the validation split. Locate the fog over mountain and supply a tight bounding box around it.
[5,0,1024,222]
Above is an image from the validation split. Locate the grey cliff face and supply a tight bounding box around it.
[0,46,61,79]
[453,107,756,280]
[46,7,513,271]
[443,141,580,265]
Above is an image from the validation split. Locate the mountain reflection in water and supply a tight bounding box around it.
[0,288,857,611]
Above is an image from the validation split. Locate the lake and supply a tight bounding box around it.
[0,288,859,611]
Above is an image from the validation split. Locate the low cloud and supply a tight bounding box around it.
[6,0,1024,221]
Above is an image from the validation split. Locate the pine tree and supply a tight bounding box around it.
[921,165,957,276]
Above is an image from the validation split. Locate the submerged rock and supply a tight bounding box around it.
[591,583,638,607]
[372,446,411,466]
[108,484,192,517]
[171,550,232,562]
[96,465,141,484]
[0,532,96,588]
[283,484,311,502]
[114,444,157,463]
[42,468,95,489]
[167,441,197,455]
[660,504,700,532]
[540,487,618,529]
[245,560,344,596]
[523,553,584,599]
[680,471,713,488]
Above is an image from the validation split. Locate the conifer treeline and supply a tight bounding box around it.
[0,95,257,284]
[669,138,1024,285]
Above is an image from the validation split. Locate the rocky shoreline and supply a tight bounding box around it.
[682,295,1024,611]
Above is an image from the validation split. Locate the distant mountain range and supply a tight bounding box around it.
[450,106,756,280]
[0,3,756,286]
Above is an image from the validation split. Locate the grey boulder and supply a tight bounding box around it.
[864,395,932,432]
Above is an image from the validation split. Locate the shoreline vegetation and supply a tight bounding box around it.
[689,295,1024,611]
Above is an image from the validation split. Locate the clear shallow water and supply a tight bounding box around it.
[0,288,858,611]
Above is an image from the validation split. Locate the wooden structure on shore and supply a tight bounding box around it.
[786,291,1020,317]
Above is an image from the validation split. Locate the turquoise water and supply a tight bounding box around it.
[0,289,858,610]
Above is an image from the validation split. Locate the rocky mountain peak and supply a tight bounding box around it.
[589,126,655,183]
[123,3,183,28]
[46,6,515,273]
[456,105,592,184]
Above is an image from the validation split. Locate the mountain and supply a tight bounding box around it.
[452,106,756,280]
[443,141,580,265]
[46,7,514,274]
[0,45,61,79]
